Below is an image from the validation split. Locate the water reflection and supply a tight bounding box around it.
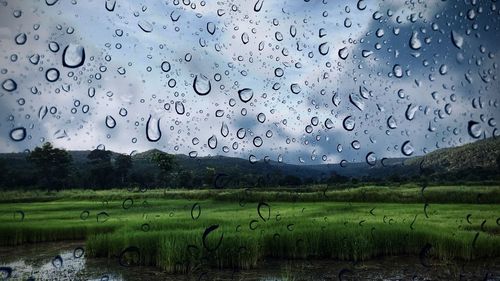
[0,242,498,280]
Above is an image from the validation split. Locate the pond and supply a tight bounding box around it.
[0,241,498,280]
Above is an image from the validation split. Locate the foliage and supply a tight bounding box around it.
[152,152,177,186]
[114,154,132,184]
[1,138,499,190]
[27,142,73,190]
[0,192,498,272]
[87,149,114,188]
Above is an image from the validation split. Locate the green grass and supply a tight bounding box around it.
[1,184,499,203]
[0,186,499,273]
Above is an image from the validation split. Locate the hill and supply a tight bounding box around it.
[0,137,498,189]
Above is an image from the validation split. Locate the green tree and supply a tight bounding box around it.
[152,152,177,187]
[114,154,133,184]
[204,167,216,187]
[178,170,193,188]
[87,149,114,188]
[27,142,73,190]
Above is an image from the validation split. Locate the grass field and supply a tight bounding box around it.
[0,185,499,273]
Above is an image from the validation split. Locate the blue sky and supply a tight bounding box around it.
[0,0,498,165]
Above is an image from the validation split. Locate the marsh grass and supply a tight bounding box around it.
[1,188,499,272]
[1,184,499,204]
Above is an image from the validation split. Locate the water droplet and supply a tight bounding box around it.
[253,136,263,147]
[467,8,476,20]
[238,88,253,103]
[319,42,329,55]
[366,152,377,166]
[338,47,349,60]
[45,0,59,6]
[401,141,414,156]
[237,128,246,139]
[290,25,297,37]
[2,79,17,92]
[146,115,161,142]
[119,108,128,117]
[29,54,40,65]
[451,30,463,49]
[349,93,364,111]
[207,22,216,35]
[249,155,258,164]
[193,75,211,96]
[10,127,26,141]
[208,135,218,149]
[161,61,171,72]
[45,68,60,82]
[332,93,340,106]
[351,140,361,150]
[221,122,229,137]
[51,255,63,268]
[105,0,116,11]
[361,50,373,57]
[49,41,60,52]
[324,118,334,129]
[393,64,403,78]
[175,101,185,115]
[467,121,482,139]
[39,106,48,119]
[15,33,27,45]
[409,31,422,50]
[439,64,448,75]
[405,104,418,121]
[344,18,352,28]
[253,0,264,12]
[0,267,12,279]
[387,116,397,129]
[342,116,355,131]
[241,32,249,44]
[118,246,140,267]
[87,87,96,98]
[138,20,153,33]
[105,115,116,129]
[62,44,85,68]
[290,83,301,94]
[357,0,366,10]
[257,113,266,123]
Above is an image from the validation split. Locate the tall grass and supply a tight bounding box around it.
[85,222,500,273]
[1,184,499,204]
[1,192,499,272]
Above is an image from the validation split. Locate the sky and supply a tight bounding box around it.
[0,0,499,165]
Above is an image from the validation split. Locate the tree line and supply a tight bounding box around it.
[0,142,313,190]
[0,142,498,190]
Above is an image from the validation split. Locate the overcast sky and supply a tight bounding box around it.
[0,0,498,165]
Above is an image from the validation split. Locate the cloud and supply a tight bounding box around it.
[0,0,498,165]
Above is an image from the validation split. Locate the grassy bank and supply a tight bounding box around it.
[1,184,499,204]
[0,187,499,272]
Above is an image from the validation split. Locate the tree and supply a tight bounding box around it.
[178,170,193,188]
[87,149,113,188]
[326,172,349,185]
[279,175,302,186]
[27,142,73,190]
[152,152,177,187]
[115,154,132,184]
[204,167,216,187]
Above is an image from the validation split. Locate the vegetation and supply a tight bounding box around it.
[0,185,499,204]
[0,138,499,190]
[0,188,499,272]
[26,142,72,190]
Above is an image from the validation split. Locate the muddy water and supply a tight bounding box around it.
[0,241,498,280]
